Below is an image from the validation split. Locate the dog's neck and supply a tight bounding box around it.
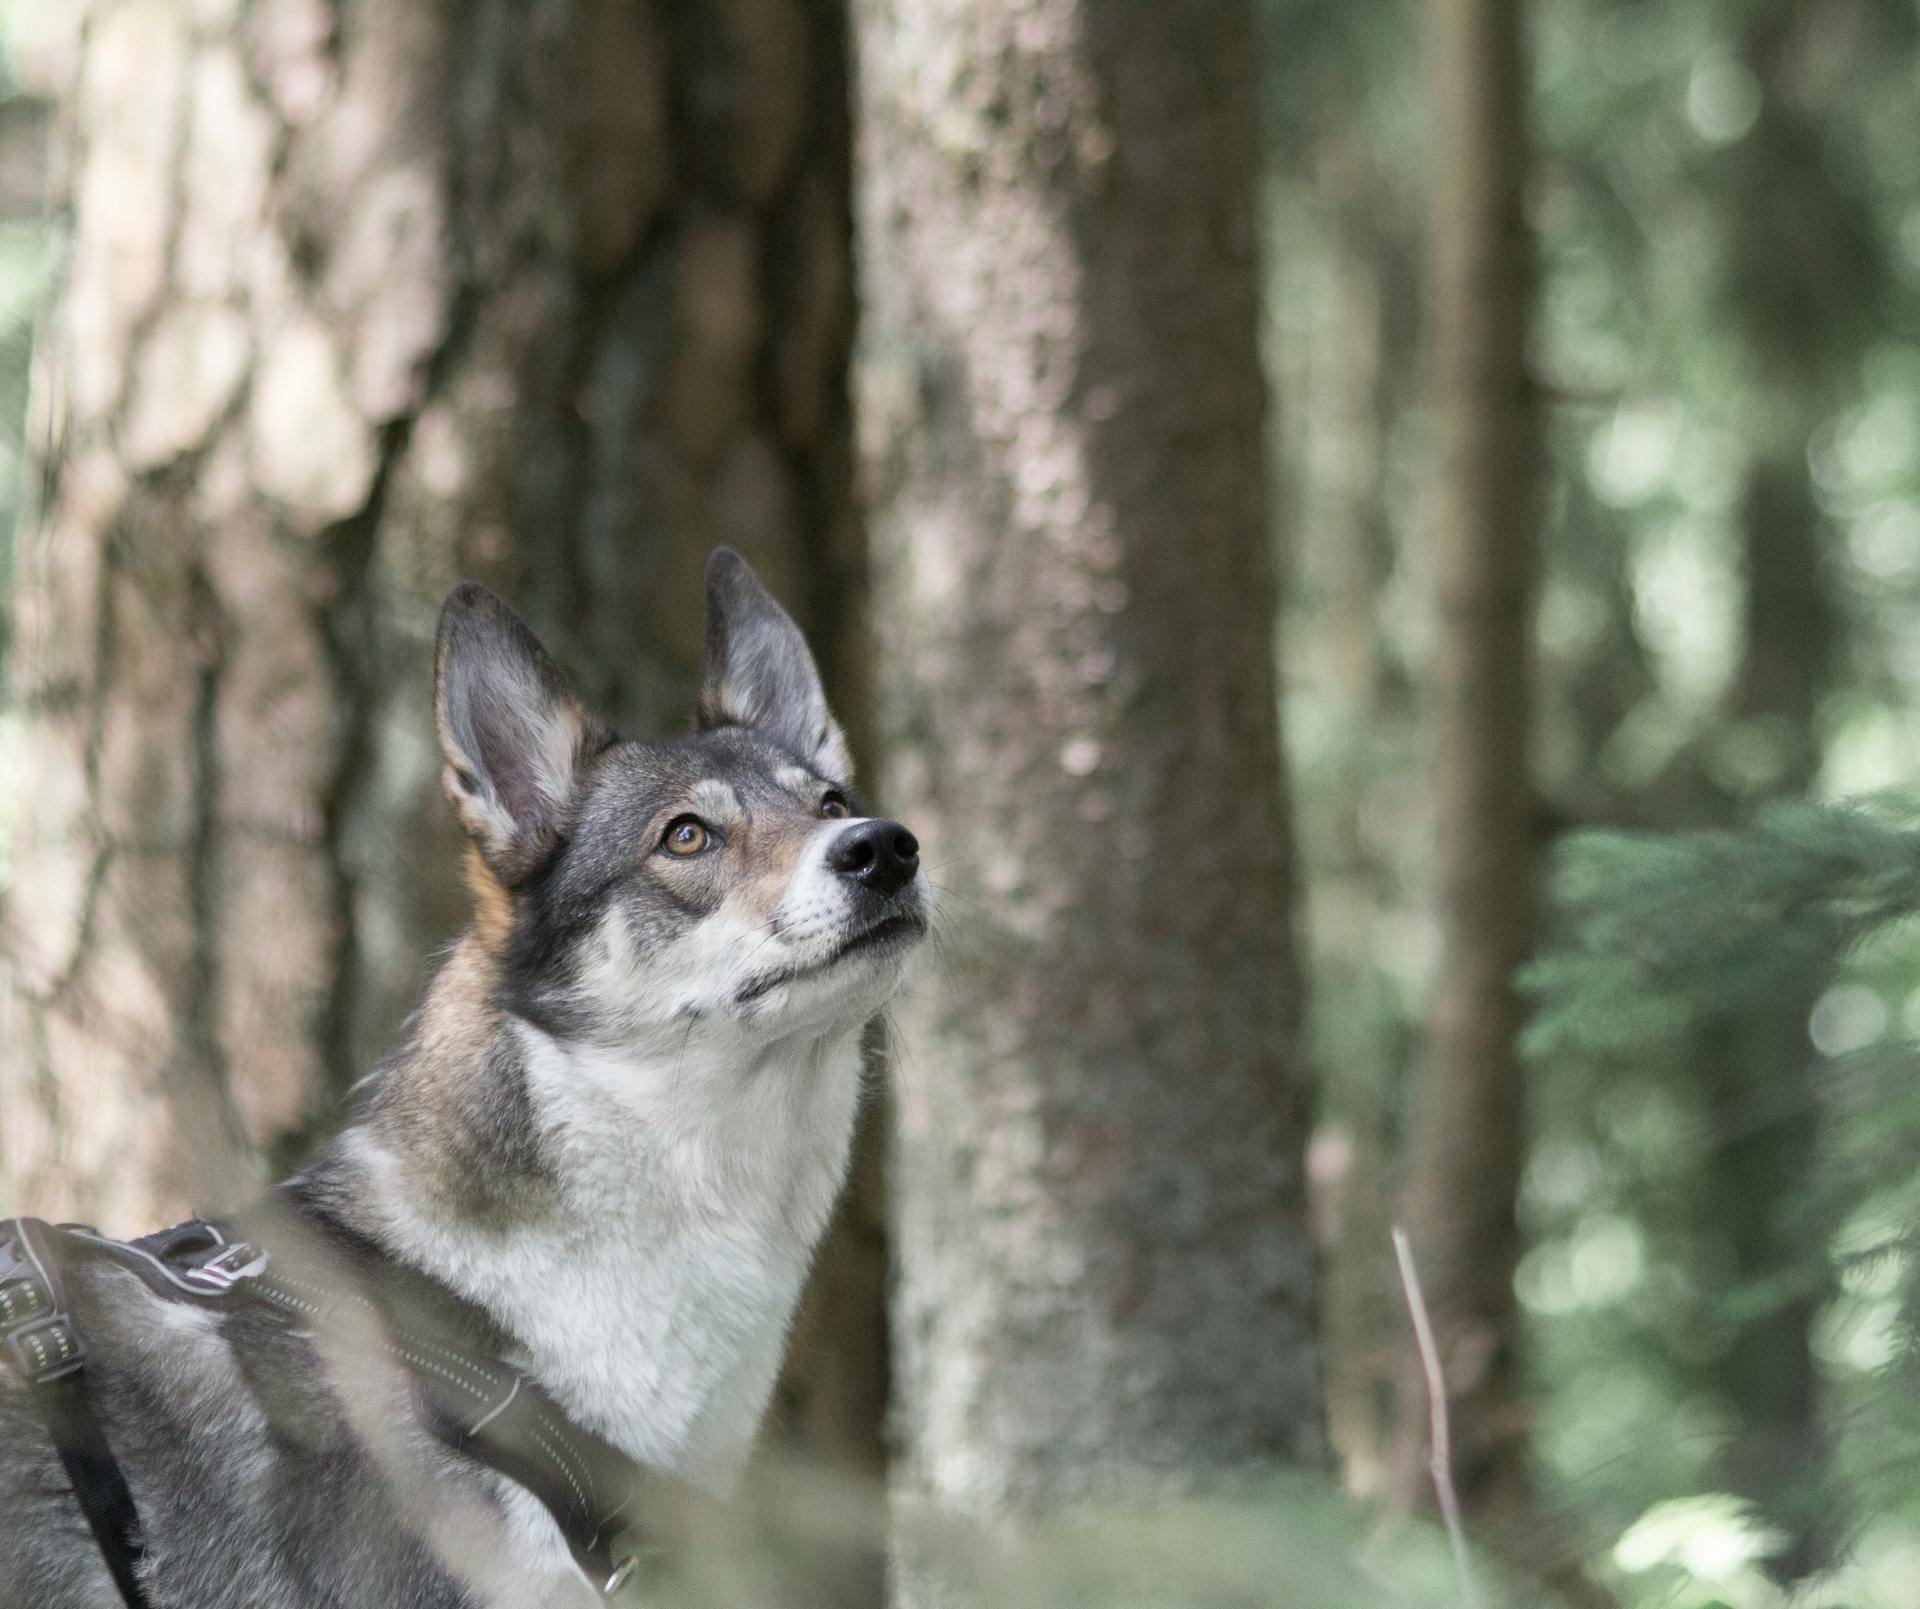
[300,936,868,1491]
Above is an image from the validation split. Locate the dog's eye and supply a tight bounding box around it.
[819,792,850,820]
[661,816,712,856]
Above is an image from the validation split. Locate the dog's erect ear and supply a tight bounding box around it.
[696,548,851,779]
[435,583,607,878]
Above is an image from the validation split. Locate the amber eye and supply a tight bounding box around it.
[820,792,851,820]
[661,816,711,856]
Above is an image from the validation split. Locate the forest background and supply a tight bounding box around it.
[2,1,1920,1606]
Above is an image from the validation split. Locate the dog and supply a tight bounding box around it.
[0,549,928,1607]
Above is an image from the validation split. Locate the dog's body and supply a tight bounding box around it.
[0,553,927,1607]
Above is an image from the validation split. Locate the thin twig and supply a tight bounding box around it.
[1391,1225,1484,1609]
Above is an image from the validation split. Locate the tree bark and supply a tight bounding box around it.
[1389,0,1544,1566]
[852,0,1322,1593]
[1,0,884,1571]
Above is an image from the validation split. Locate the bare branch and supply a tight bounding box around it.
[1391,1225,1483,1609]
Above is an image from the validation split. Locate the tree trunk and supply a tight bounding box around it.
[1389,0,1545,1570]
[1702,35,1846,1575]
[1692,447,1835,1581]
[852,0,1323,1593]
[1,0,883,1570]
[1659,0,1854,1568]
[1292,144,1423,1506]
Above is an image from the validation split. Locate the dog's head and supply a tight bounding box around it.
[434,549,927,1043]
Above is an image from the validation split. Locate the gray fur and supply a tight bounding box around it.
[696,548,852,780]
[0,1262,505,1609]
[435,581,612,881]
[0,555,928,1607]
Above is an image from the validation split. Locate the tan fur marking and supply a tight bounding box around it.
[370,931,552,1222]
[425,936,499,1046]
[390,939,499,1116]
[732,815,819,929]
[465,845,515,957]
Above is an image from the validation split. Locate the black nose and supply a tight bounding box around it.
[828,819,920,899]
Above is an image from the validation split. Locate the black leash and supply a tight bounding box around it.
[1,1209,704,1600]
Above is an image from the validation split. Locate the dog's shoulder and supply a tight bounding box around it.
[0,1257,513,1609]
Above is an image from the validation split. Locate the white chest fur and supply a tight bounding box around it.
[359,1019,866,1490]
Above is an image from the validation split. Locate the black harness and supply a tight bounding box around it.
[1,1205,705,1605]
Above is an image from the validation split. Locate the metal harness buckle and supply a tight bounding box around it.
[182,1241,270,1293]
[0,1269,54,1329]
[602,1554,639,1597]
[3,1311,86,1384]
[601,1539,665,1598]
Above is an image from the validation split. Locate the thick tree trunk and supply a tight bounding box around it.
[0,0,883,1567]
[852,0,1323,1594]
[1389,0,1544,1567]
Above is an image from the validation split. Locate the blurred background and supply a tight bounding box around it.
[3,0,1920,1605]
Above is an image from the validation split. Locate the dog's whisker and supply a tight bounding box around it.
[927,878,989,917]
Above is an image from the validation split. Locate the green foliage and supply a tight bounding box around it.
[1523,803,1920,1603]
[1268,0,1920,1598]
[1527,799,1920,1052]
[616,1473,1506,1609]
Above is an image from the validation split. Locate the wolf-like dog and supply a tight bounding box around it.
[0,550,928,1607]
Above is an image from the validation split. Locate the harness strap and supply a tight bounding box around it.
[4,1213,700,1600]
[226,1200,699,1592]
[1,1218,152,1609]
[408,1360,665,1592]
